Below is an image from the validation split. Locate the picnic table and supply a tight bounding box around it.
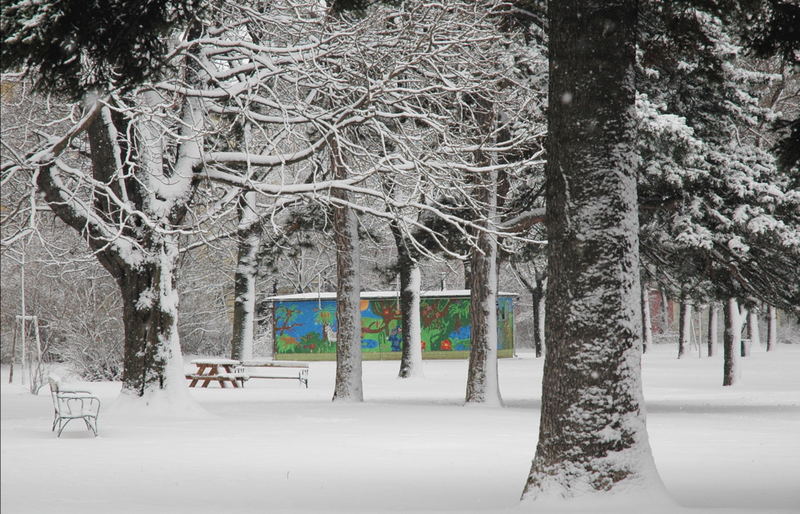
[238,359,309,388]
[185,358,310,388]
[185,358,241,388]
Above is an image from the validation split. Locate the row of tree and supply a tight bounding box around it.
[1,0,798,499]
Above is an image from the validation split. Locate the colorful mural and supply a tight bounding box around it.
[272,293,515,359]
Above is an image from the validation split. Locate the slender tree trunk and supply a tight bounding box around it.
[660,289,670,334]
[230,191,262,361]
[641,282,652,354]
[531,288,544,358]
[523,0,660,498]
[465,96,501,405]
[536,280,546,357]
[511,262,546,358]
[767,305,777,351]
[390,221,423,379]
[463,260,472,290]
[740,306,751,357]
[331,143,363,402]
[398,260,423,378]
[723,298,740,386]
[677,300,691,359]
[747,307,760,348]
[465,173,500,404]
[707,303,718,357]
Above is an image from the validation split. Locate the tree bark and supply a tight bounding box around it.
[536,281,546,357]
[463,260,472,290]
[117,237,184,395]
[390,221,424,378]
[677,300,691,359]
[465,207,500,404]
[641,282,652,354]
[707,303,718,357]
[740,306,751,357]
[465,97,501,405]
[523,0,659,498]
[747,307,760,348]
[723,297,740,386]
[767,305,777,351]
[230,192,262,361]
[511,262,546,359]
[397,258,423,378]
[331,142,363,402]
[532,287,544,358]
[660,289,670,333]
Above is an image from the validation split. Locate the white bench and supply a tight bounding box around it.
[235,360,309,388]
[48,376,100,437]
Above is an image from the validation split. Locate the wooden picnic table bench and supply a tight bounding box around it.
[185,358,309,388]
[185,358,241,388]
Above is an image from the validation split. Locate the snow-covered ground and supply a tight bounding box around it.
[2,343,798,514]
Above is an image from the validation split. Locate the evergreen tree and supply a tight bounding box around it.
[1,0,200,97]
[522,0,662,499]
[636,0,800,313]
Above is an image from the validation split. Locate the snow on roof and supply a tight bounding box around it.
[264,289,518,301]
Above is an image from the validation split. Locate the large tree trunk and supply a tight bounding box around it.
[523,0,660,499]
[641,282,652,354]
[331,144,363,402]
[767,305,777,351]
[230,192,262,361]
[37,106,192,399]
[117,237,185,396]
[677,300,692,359]
[707,303,718,357]
[723,298,740,386]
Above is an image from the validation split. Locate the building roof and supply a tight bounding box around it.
[265,289,518,302]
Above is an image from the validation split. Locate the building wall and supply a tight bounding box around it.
[273,296,514,360]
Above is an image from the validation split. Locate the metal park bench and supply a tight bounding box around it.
[48,376,101,437]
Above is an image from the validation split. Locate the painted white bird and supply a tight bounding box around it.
[324,324,337,343]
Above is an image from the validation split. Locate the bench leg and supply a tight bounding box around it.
[57,418,72,437]
[84,416,98,436]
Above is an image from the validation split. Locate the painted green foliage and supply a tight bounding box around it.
[274,296,514,356]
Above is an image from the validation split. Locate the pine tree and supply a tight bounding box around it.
[522,0,662,498]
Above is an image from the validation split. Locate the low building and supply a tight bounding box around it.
[266,290,516,360]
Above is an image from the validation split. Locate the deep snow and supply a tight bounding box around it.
[1,343,798,514]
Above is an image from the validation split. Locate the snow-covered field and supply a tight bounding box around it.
[2,344,799,514]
